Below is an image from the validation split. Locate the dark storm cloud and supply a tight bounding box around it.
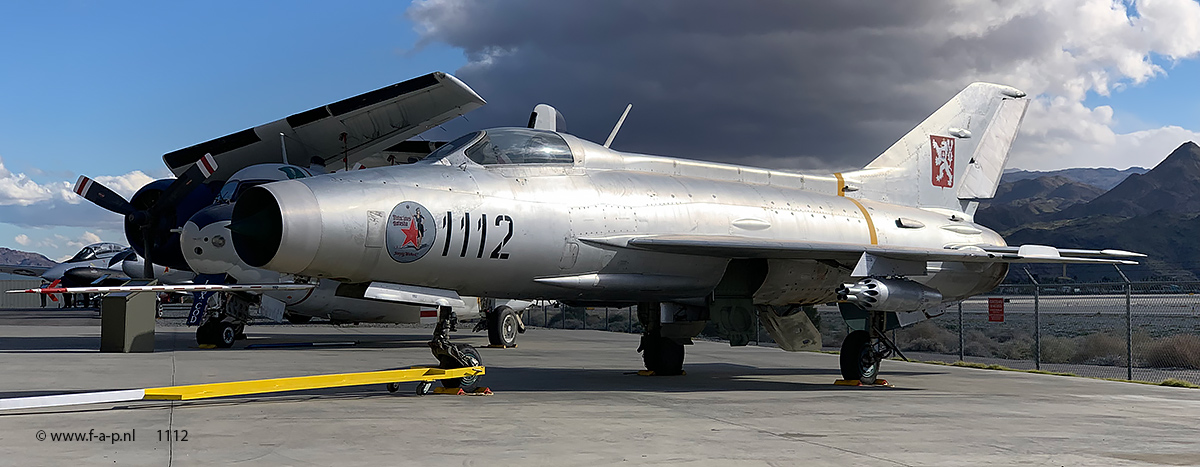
[408,1,1057,170]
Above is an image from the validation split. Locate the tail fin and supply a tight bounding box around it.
[842,82,1029,213]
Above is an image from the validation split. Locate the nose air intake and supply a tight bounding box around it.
[230,187,283,268]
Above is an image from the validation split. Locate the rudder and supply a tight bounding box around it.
[841,82,1029,214]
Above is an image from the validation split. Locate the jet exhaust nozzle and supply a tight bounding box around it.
[230,183,320,273]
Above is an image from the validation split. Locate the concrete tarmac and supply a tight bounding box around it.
[0,309,1197,466]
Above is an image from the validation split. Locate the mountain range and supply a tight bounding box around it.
[1001,166,1147,191]
[0,247,55,268]
[979,141,1200,282]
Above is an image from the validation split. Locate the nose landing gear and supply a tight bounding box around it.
[428,305,484,389]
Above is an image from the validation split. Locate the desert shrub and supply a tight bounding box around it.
[995,335,1034,360]
[1071,333,1126,366]
[898,321,957,353]
[963,330,996,357]
[1142,334,1200,370]
[962,341,990,358]
[1039,336,1077,364]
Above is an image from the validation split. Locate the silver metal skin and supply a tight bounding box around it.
[231,82,1136,334]
[241,136,1010,305]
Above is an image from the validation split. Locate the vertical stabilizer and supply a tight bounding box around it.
[841,83,1029,212]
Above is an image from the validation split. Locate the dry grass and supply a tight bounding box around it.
[1142,334,1200,370]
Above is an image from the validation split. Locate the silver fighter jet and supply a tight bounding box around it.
[230,82,1142,383]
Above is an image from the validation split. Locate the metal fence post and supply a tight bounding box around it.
[605,308,609,332]
[1025,269,1041,370]
[1115,265,1132,380]
[958,302,964,362]
[628,307,632,333]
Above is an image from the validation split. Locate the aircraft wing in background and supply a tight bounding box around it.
[0,265,50,278]
[7,283,315,295]
[161,72,485,180]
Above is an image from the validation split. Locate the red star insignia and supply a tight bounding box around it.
[400,219,420,248]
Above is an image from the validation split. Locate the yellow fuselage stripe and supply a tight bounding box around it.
[142,366,484,400]
[834,172,878,245]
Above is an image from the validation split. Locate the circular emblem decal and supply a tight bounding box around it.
[386,201,436,263]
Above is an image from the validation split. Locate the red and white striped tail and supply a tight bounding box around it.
[74,176,93,196]
[197,153,218,178]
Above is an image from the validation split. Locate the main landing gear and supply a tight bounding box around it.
[478,305,524,347]
[195,293,250,348]
[838,309,904,385]
[636,302,686,375]
[429,305,483,389]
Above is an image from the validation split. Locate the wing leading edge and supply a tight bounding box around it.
[580,235,1143,265]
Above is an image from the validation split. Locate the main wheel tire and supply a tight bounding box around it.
[641,335,685,375]
[195,322,216,346]
[215,321,237,349]
[840,330,879,384]
[284,312,312,324]
[441,345,483,389]
[487,307,519,347]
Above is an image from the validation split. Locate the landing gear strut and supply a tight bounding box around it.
[839,310,904,384]
[429,305,482,389]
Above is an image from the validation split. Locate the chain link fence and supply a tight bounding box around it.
[523,281,1200,385]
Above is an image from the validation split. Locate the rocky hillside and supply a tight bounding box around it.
[0,247,56,267]
[976,176,1105,232]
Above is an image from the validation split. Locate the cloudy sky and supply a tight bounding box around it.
[2,0,1199,261]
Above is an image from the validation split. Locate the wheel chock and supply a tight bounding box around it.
[484,344,517,349]
[636,370,687,376]
[834,379,893,387]
[430,387,493,396]
[197,344,217,349]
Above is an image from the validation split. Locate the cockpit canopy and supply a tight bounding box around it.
[68,242,126,263]
[424,128,574,165]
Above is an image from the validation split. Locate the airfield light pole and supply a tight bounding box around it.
[1025,268,1041,370]
[1115,265,1133,380]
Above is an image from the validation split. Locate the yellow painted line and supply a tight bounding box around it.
[833,172,846,197]
[846,197,878,245]
[143,366,484,401]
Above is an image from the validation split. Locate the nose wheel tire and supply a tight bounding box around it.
[840,330,880,385]
[487,307,519,347]
[439,345,482,389]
